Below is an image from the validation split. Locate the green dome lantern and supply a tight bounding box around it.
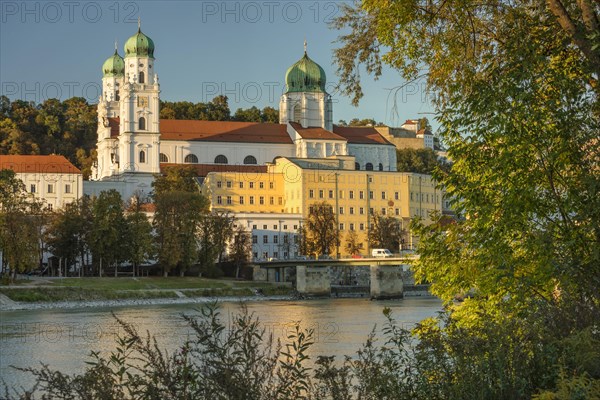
[285,45,327,93]
[124,23,154,58]
[102,49,125,77]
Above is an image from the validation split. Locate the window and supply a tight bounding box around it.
[395,192,399,200]
[350,223,355,231]
[339,207,344,214]
[274,235,278,244]
[274,225,278,229]
[269,197,274,205]
[47,184,54,194]
[359,191,364,199]
[65,184,71,194]
[138,150,146,163]
[319,190,324,198]
[252,235,257,244]
[30,184,36,193]
[47,204,53,211]
[411,192,414,201]
[273,252,279,259]
[138,71,145,84]
[262,251,269,259]
[359,207,364,215]
[263,225,267,229]
[293,225,298,230]
[259,182,264,189]
[381,192,386,200]
[217,196,222,205]
[259,196,265,205]
[244,155,257,164]
[269,182,274,189]
[278,197,283,205]
[239,182,244,189]
[226,181,232,188]
[395,208,400,216]
[359,223,364,231]
[138,117,146,130]
[217,181,222,188]
[328,190,334,198]
[349,190,354,199]
[249,182,254,189]
[369,208,374,215]
[250,196,255,205]
[366,162,373,171]
[214,154,228,164]
[309,189,314,198]
[226,196,232,205]
[381,208,387,215]
[340,223,345,230]
[355,162,360,170]
[263,235,268,244]
[239,196,245,205]
[378,163,384,171]
[369,191,374,199]
[159,153,168,163]
[253,224,257,229]
[253,252,258,259]
[185,154,198,163]
[284,224,288,230]
[350,207,354,214]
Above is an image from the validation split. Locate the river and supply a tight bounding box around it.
[0,297,442,390]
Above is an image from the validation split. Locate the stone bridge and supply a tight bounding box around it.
[252,258,415,299]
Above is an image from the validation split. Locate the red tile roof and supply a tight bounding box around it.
[333,125,393,145]
[0,155,81,174]
[289,122,346,140]
[160,120,291,143]
[160,163,267,177]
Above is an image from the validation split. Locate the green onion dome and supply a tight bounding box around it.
[285,52,326,93]
[124,27,154,58]
[102,50,125,77]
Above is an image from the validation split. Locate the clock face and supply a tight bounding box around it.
[138,96,149,108]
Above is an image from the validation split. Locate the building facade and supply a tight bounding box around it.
[0,155,83,211]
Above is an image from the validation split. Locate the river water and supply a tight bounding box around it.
[0,297,442,389]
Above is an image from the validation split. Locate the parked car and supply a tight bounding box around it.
[371,249,393,258]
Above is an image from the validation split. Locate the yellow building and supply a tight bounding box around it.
[202,155,442,258]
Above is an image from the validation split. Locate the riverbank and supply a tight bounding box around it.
[0,276,433,311]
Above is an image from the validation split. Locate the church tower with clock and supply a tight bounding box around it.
[93,21,160,194]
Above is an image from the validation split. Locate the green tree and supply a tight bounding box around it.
[89,190,127,277]
[0,170,43,281]
[396,148,449,174]
[124,200,154,277]
[197,211,235,275]
[304,201,339,257]
[153,167,209,277]
[368,212,401,252]
[333,0,600,392]
[228,225,252,278]
[344,230,361,256]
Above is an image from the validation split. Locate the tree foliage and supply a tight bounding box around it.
[304,201,339,257]
[368,213,402,252]
[396,148,449,174]
[332,0,600,393]
[0,96,97,178]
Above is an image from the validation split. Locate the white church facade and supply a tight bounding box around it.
[88,25,397,200]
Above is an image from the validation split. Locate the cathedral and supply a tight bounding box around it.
[89,24,397,199]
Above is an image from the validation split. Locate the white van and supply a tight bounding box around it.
[371,249,393,258]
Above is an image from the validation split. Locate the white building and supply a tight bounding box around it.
[0,155,83,211]
[88,25,397,200]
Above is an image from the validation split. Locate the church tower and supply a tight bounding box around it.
[279,42,333,131]
[119,20,161,176]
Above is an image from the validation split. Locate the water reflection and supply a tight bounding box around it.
[0,297,442,389]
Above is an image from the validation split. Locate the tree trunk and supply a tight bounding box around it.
[163,270,168,278]
[99,258,103,278]
[180,269,184,277]
[114,263,117,277]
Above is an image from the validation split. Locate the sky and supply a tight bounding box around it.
[0,1,435,128]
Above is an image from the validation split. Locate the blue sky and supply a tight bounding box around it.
[0,1,435,128]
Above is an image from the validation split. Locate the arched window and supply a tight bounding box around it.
[293,103,301,124]
[159,153,169,163]
[244,155,257,165]
[185,154,198,164]
[139,150,146,163]
[378,163,384,171]
[355,162,360,170]
[366,163,374,171]
[214,154,228,164]
[138,117,146,130]
[138,71,145,84]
